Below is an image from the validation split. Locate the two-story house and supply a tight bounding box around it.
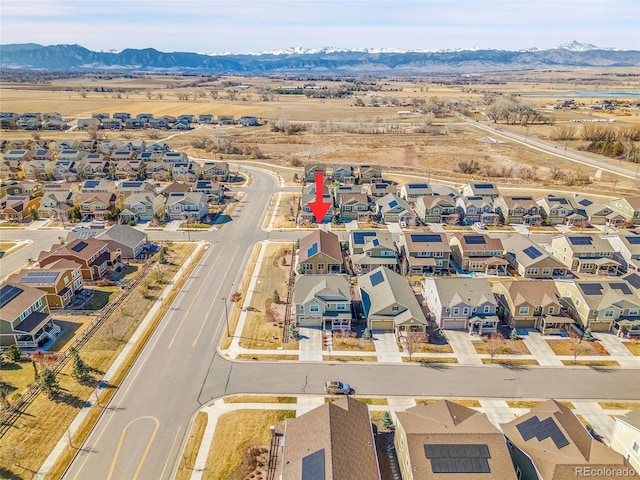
[38,191,75,221]
[610,409,640,473]
[574,194,625,226]
[604,233,640,272]
[119,192,166,223]
[455,196,500,225]
[461,182,500,200]
[502,234,569,278]
[555,279,640,332]
[415,195,458,224]
[96,225,148,259]
[358,165,383,184]
[365,182,396,198]
[0,283,60,348]
[200,161,230,182]
[81,179,116,194]
[397,231,451,276]
[0,195,41,221]
[192,180,224,203]
[293,274,352,330]
[492,280,572,334]
[338,193,371,222]
[8,259,83,309]
[303,164,326,184]
[116,180,155,198]
[76,192,123,221]
[171,162,198,183]
[359,266,426,336]
[610,196,640,226]
[377,193,414,225]
[297,230,343,274]
[422,276,499,333]
[38,237,113,281]
[494,195,542,225]
[449,233,508,275]
[166,191,208,221]
[350,231,399,274]
[550,234,620,275]
[399,183,432,205]
[331,164,355,184]
[300,183,333,224]
[536,194,578,225]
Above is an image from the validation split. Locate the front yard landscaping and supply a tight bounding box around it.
[561,360,620,367]
[473,338,531,355]
[323,355,378,362]
[546,339,610,356]
[262,192,299,229]
[623,340,640,356]
[481,358,539,366]
[175,412,208,480]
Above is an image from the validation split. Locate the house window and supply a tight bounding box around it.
[542,267,551,275]
[302,263,312,272]
[309,304,319,313]
[629,309,639,316]
[336,304,347,311]
[392,306,399,312]
[633,440,640,454]
[548,307,555,315]
[484,305,491,313]
[526,268,539,275]
[452,307,459,316]
[317,263,325,271]
[604,309,614,318]
[462,307,470,315]
[519,307,530,315]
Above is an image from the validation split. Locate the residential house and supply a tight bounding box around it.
[364,182,396,198]
[124,119,143,129]
[605,233,640,272]
[502,234,570,278]
[83,153,109,179]
[304,164,326,184]
[350,231,399,274]
[294,274,352,330]
[281,396,381,480]
[610,196,640,226]
[359,266,426,335]
[158,181,191,197]
[494,195,543,225]
[119,192,166,223]
[358,165,383,184]
[111,150,137,163]
[161,151,188,164]
[555,279,640,332]
[42,119,68,130]
[52,159,78,181]
[338,193,371,222]
[116,180,155,198]
[200,161,230,182]
[377,193,414,225]
[399,183,432,205]
[461,182,500,200]
[297,230,343,274]
[100,119,122,130]
[31,149,54,162]
[456,196,500,225]
[38,191,75,220]
[217,115,234,125]
[432,185,460,199]
[96,225,148,259]
[536,194,578,225]
[81,179,115,193]
[77,192,123,221]
[198,114,214,124]
[77,118,101,130]
[492,280,572,334]
[331,165,355,184]
[22,159,52,181]
[8,260,83,309]
[57,149,84,163]
[450,233,508,275]
[549,234,620,275]
[610,409,640,473]
[394,400,517,480]
[0,283,60,348]
[333,185,362,204]
[238,115,259,126]
[0,195,41,221]
[501,400,633,480]
[422,276,499,333]
[38,237,113,281]
[147,118,169,130]
[165,192,207,221]
[573,194,625,226]
[3,150,32,163]
[0,160,23,181]
[300,183,333,224]
[397,231,451,276]
[192,180,224,203]
[171,162,198,183]
[415,195,458,224]
[146,161,170,181]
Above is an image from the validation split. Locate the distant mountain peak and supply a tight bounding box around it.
[552,41,604,51]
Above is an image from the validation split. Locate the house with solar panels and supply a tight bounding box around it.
[119,192,166,223]
[422,277,499,333]
[502,234,569,278]
[415,195,458,224]
[331,164,355,185]
[38,237,114,281]
[461,182,500,200]
[364,182,396,199]
[449,233,508,275]
[76,191,124,221]
[456,196,500,225]
[494,195,543,225]
[376,193,414,225]
[280,396,381,480]
[536,194,578,225]
[394,400,517,480]
[492,280,572,334]
[7,260,83,309]
[604,233,640,272]
[501,400,632,480]
[192,180,224,203]
[297,230,343,274]
[80,179,115,194]
[349,231,399,274]
[0,283,61,348]
[293,274,352,330]
[550,234,620,275]
[554,279,640,332]
[358,165,383,184]
[399,183,432,205]
[573,194,625,226]
[609,196,640,226]
[397,231,451,276]
[359,266,426,334]
[200,161,230,182]
[116,180,155,198]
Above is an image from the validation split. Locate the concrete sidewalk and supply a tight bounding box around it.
[521,332,564,366]
[445,330,483,365]
[593,332,639,368]
[372,331,403,363]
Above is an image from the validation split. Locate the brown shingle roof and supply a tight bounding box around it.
[38,237,108,263]
[282,396,380,480]
[0,283,47,322]
[298,230,343,264]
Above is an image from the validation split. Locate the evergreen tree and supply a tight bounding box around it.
[40,368,60,399]
[272,289,280,304]
[70,348,90,383]
[6,344,21,363]
[381,411,394,430]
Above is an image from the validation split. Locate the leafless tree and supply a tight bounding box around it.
[403,331,425,362]
[569,330,589,364]
[486,332,506,363]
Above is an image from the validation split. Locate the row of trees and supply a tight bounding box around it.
[550,123,640,142]
[485,98,547,125]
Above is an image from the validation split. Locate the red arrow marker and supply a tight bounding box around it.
[308,171,331,223]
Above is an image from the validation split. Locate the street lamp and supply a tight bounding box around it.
[221,297,230,337]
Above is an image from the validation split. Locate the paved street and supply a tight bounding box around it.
[1,167,637,479]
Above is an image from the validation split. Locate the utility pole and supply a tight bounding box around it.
[221,297,230,337]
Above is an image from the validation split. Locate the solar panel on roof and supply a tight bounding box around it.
[375,184,386,189]
[84,180,99,188]
[307,242,318,258]
[0,285,23,309]
[555,198,568,204]
[370,270,385,287]
[353,231,376,244]
[21,271,60,284]
[71,241,88,252]
[122,182,141,187]
[580,283,603,296]
[408,183,428,188]
[624,273,640,289]
[474,183,494,189]
[523,246,543,260]
[411,234,442,243]
[301,449,325,480]
[512,196,533,201]
[388,199,398,208]
[464,235,486,245]
[372,238,380,247]
[578,198,593,206]
[516,415,569,449]
[424,444,491,474]
[568,236,593,246]
[626,236,640,245]
[610,283,632,295]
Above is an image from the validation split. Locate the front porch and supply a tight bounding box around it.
[536,314,574,335]
[13,313,61,349]
[468,315,499,335]
[575,257,620,275]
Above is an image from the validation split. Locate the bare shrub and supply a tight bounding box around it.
[581,124,617,142]
[455,159,481,175]
[549,125,576,141]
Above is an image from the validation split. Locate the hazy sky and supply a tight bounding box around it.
[2,0,639,53]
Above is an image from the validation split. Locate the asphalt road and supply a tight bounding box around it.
[2,168,636,479]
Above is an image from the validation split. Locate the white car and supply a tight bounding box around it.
[70,225,85,232]
[474,222,487,230]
